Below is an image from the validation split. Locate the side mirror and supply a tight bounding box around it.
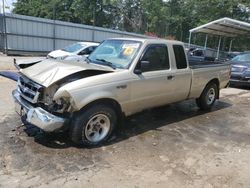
[134,60,150,74]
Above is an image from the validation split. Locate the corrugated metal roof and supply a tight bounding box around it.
[189,17,250,37]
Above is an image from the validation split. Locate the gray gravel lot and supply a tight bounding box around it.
[0,56,250,187]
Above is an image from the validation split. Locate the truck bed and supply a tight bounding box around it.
[188,61,231,99]
[189,61,229,69]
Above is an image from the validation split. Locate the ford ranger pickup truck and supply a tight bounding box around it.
[12,38,231,146]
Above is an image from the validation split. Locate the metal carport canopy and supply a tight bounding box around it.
[188,17,250,58]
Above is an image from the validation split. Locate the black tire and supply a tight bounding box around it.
[69,105,117,146]
[196,83,219,110]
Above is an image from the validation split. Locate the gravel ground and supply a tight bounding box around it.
[0,56,250,187]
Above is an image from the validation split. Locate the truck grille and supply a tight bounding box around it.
[17,76,43,103]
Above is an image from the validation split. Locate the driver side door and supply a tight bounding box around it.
[130,44,177,113]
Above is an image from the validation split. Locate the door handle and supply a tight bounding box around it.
[167,75,175,80]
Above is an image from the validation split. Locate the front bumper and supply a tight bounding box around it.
[229,79,250,87]
[12,89,66,132]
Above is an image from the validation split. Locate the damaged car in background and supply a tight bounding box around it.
[47,41,99,61]
[12,38,231,146]
[14,42,99,70]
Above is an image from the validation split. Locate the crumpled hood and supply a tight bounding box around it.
[20,59,114,87]
[48,50,73,59]
[15,57,46,69]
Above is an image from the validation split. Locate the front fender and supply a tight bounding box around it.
[54,87,117,111]
[77,91,116,110]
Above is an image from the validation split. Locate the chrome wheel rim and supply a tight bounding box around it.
[84,114,111,143]
[206,88,216,105]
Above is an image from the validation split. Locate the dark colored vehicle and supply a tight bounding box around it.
[226,51,241,60]
[230,53,250,87]
[187,48,215,64]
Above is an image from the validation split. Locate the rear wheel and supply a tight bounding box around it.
[70,105,117,146]
[196,83,218,110]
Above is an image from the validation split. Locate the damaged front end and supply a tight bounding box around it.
[13,89,66,132]
[12,67,113,132]
[14,57,45,70]
[13,75,69,132]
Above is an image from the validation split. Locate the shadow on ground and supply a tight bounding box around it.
[20,100,232,149]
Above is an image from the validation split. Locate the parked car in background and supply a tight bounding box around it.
[14,42,99,69]
[226,51,241,60]
[187,48,215,63]
[229,52,250,87]
[47,42,99,61]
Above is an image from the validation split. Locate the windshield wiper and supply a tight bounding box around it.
[96,58,116,69]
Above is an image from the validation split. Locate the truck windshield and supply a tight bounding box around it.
[88,40,141,69]
[62,43,85,53]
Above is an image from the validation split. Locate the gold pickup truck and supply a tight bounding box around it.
[13,38,231,146]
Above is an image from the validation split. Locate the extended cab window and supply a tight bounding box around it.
[141,44,169,72]
[173,45,187,69]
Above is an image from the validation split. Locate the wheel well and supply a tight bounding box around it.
[79,98,123,119]
[209,78,219,88]
[204,78,220,99]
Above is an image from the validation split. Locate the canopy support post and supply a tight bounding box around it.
[204,34,208,50]
[216,36,222,60]
[229,39,233,52]
[188,32,192,48]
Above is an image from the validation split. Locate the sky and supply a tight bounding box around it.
[0,0,16,13]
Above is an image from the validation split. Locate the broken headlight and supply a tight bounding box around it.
[52,97,70,113]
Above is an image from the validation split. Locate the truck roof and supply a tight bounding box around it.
[109,37,184,45]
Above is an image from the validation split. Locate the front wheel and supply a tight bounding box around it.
[196,83,219,110]
[70,105,117,146]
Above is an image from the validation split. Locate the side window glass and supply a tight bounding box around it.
[141,45,169,72]
[173,45,187,69]
[79,49,87,55]
[84,47,90,55]
[194,50,203,56]
[88,47,94,54]
[79,47,92,55]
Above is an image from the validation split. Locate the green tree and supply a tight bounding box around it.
[13,0,250,50]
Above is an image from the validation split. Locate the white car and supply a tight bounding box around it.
[47,42,99,61]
